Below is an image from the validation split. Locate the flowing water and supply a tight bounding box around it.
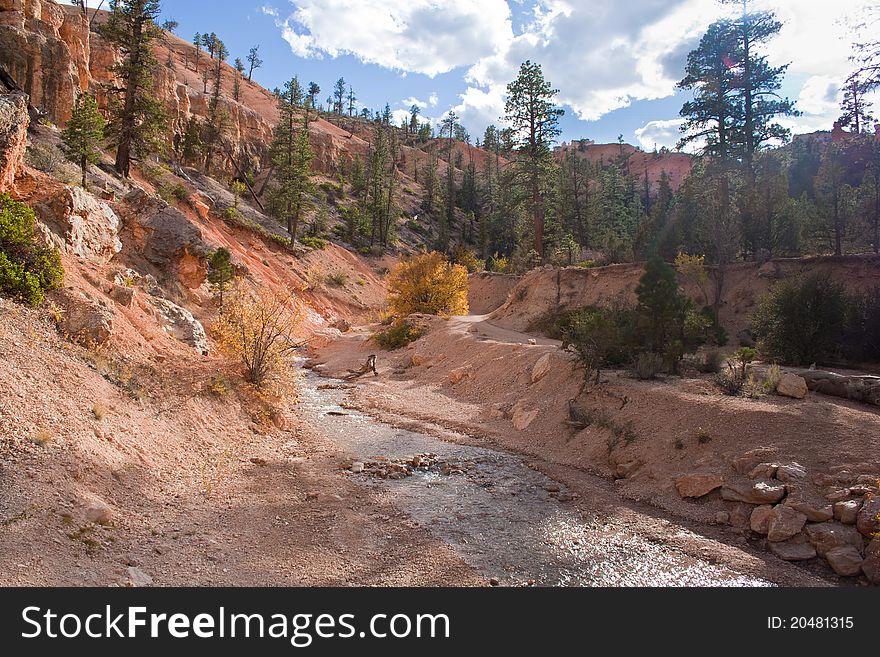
[299,369,771,587]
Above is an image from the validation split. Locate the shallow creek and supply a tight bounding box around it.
[299,369,771,587]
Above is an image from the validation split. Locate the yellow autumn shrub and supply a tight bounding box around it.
[386,252,469,317]
[212,284,304,387]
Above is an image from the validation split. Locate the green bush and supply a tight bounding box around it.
[752,273,849,365]
[158,181,188,203]
[373,320,426,350]
[301,236,326,250]
[558,303,641,373]
[0,194,64,306]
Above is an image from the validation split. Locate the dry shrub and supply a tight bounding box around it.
[212,285,304,387]
[386,251,469,317]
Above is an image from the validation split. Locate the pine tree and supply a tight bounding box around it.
[333,78,346,114]
[636,256,691,354]
[503,60,564,262]
[307,82,320,110]
[100,0,166,178]
[180,116,202,166]
[839,71,875,134]
[233,58,245,101]
[193,32,202,71]
[246,45,262,81]
[268,78,312,241]
[62,93,106,188]
[347,86,357,117]
[816,143,855,256]
[208,247,234,307]
[203,36,229,175]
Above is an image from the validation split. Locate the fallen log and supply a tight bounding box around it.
[800,370,880,407]
[344,355,379,380]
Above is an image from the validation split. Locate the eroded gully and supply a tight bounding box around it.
[296,367,777,587]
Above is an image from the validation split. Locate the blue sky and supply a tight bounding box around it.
[87,0,875,150]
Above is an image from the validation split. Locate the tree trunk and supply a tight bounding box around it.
[115,18,143,178]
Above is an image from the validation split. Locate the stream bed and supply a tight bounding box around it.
[299,369,771,587]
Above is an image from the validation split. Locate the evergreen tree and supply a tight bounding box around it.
[268,78,313,241]
[816,143,855,256]
[233,57,245,101]
[839,71,875,134]
[333,78,346,114]
[193,32,202,71]
[635,256,691,354]
[347,86,357,116]
[246,45,262,81]
[557,149,592,249]
[503,60,564,262]
[307,82,321,110]
[100,0,166,178]
[208,247,234,307]
[180,116,202,166]
[62,93,106,188]
[203,36,229,174]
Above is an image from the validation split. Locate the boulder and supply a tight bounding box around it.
[449,366,472,385]
[749,505,773,534]
[511,404,539,431]
[862,539,880,584]
[776,373,808,399]
[731,448,779,475]
[776,462,807,483]
[767,505,807,542]
[825,547,863,577]
[33,186,122,262]
[769,533,817,561]
[83,502,113,525]
[531,353,552,383]
[0,90,28,192]
[110,284,135,308]
[856,495,880,538]
[152,297,209,355]
[748,463,779,480]
[833,499,863,525]
[53,287,115,347]
[721,479,786,505]
[410,354,433,367]
[804,522,864,558]
[675,474,723,499]
[785,499,834,522]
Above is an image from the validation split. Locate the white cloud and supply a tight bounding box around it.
[634,119,684,151]
[268,0,514,77]
[401,93,439,110]
[264,0,874,141]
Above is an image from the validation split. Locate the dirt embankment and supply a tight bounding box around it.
[310,314,880,584]
[0,295,479,586]
[490,256,880,341]
[467,272,519,314]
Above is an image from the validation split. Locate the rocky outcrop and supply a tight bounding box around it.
[116,188,208,292]
[152,297,208,355]
[0,89,28,192]
[33,184,122,262]
[52,286,115,346]
[0,0,88,124]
